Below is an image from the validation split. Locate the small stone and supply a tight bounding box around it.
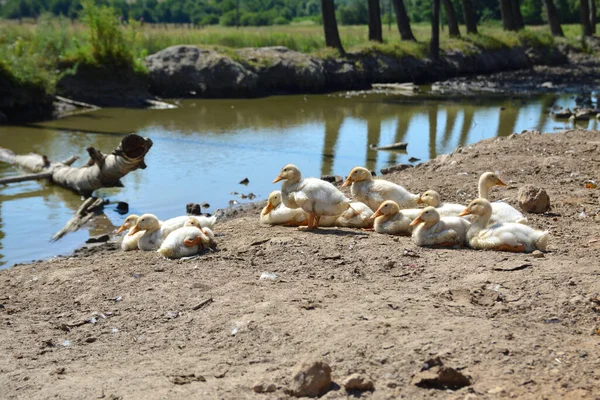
[532,250,545,258]
[86,235,110,244]
[411,357,471,390]
[239,177,250,185]
[320,175,344,184]
[518,185,551,213]
[84,337,97,343]
[488,386,505,394]
[116,202,129,214]
[288,359,332,398]
[253,380,277,393]
[380,164,413,175]
[189,203,201,215]
[342,373,374,391]
[201,202,210,209]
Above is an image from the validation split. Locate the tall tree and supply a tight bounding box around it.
[499,0,517,31]
[461,0,478,34]
[320,0,345,54]
[368,0,383,42]
[431,0,440,60]
[392,0,416,41]
[441,0,461,37]
[590,0,597,34]
[580,0,593,36]
[543,0,564,36]
[511,0,525,29]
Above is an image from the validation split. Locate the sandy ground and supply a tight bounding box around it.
[1,128,600,399]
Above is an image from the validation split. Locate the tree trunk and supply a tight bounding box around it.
[321,0,345,54]
[368,0,383,42]
[590,0,597,34]
[543,0,564,36]
[441,0,461,37]
[581,0,593,36]
[500,0,516,31]
[461,0,478,34]
[0,134,153,197]
[392,0,416,41]
[431,0,440,60]
[511,0,525,30]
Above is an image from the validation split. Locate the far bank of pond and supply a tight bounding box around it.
[0,90,595,268]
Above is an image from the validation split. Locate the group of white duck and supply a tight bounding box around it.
[116,213,217,259]
[263,164,549,253]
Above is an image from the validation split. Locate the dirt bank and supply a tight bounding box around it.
[1,128,600,399]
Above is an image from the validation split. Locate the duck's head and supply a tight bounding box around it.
[459,198,492,217]
[116,214,139,234]
[370,200,400,219]
[273,164,301,184]
[410,206,440,227]
[129,214,160,235]
[418,190,441,207]
[184,217,201,228]
[480,172,506,190]
[262,190,282,215]
[342,166,372,187]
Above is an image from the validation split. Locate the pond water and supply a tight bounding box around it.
[0,90,594,268]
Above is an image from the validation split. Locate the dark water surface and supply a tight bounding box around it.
[0,90,593,268]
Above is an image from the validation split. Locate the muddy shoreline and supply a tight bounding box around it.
[2,128,600,398]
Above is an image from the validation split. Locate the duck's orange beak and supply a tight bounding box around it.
[262,202,274,215]
[183,236,203,247]
[370,209,383,219]
[417,197,423,204]
[116,225,127,234]
[128,225,142,236]
[272,175,284,184]
[341,178,352,188]
[496,179,507,186]
[409,215,423,227]
[458,208,471,217]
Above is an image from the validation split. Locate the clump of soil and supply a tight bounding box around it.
[1,128,600,399]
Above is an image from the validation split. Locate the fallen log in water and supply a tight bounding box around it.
[0,134,152,196]
[369,142,408,151]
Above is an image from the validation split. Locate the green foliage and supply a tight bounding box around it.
[78,0,135,68]
[0,0,590,28]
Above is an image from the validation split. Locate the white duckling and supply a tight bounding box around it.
[478,172,527,224]
[163,214,217,231]
[116,214,144,251]
[342,166,419,210]
[273,164,353,230]
[129,213,180,251]
[371,200,421,236]
[409,206,470,247]
[319,202,374,229]
[418,190,467,217]
[260,190,308,226]
[158,218,216,259]
[183,217,218,249]
[459,198,548,253]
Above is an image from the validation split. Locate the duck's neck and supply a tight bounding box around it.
[377,214,392,224]
[471,211,492,232]
[478,180,491,200]
[429,197,441,208]
[146,223,161,234]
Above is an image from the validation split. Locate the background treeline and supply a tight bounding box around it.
[0,0,589,27]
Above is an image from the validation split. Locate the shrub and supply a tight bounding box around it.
[78,0,136,68]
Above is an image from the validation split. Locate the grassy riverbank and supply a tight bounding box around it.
[0,13,590,106]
